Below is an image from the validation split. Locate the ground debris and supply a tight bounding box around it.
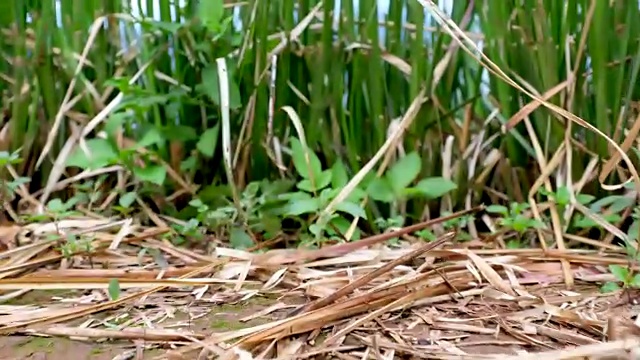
[0,216,638,359]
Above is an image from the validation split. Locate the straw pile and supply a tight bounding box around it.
[0,208,638,360]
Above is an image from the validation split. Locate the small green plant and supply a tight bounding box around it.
[0,150,30,209]
[486,202,545,233]
[486,202,545,248]
[364,151,458,215]
[569,192,631,231]
[601,209,640,293]
[602,264,640,293]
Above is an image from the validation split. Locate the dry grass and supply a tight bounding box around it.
[0,209,638,360]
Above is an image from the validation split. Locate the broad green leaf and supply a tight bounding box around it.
[576,194,595,205]
[108,278,121,300]
[230,226,253,249]
[366,178,395,203]
[512,215,533,233]
[200,65,242,110]
[197,124,221,157]
[0,150,21,166]
[609,196,635,213]
[104,113,129,137]
[609,264,629,282]
[329,216,361,240]
[133,165,167,185]
[555,186,570,206]
[160,125,198,142]
[486,205,508,216]
[7,177,30,192]
[260,216,282,235]
[346,187,367,203]
[243,181,260,198]
[119,192,137,208]
[386,151,421,194]
[309,223,324,237]
[415,177,457,199]
[290,137,323,180]
[630,220,640,241]
[66,139,118,170]
[278,191,312,202]
[590,195,630,212]
[181,157,197,172]
[331,160,349,188]
[147,20,184,34]
[297,169,332,192]
[572,215,596,229]
[135,128,165,149]
[417,229,437,242]
[601,281,621,293]
[286,198,321,216]
[47,199,66,213]
[335,201,367,219]
[198,0,224,33]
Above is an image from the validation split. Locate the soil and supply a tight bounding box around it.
[0,289,284,360]
[0,336,135,360]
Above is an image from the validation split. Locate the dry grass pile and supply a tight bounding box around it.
[0,208,638,360]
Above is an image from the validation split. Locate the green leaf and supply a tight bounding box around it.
[331,160,349,188]
[609,264,629,282]
[160,125,198,142]
[134,128,165,149]
[229,227,253,249]
[415,177,457,199]
[259,216,282,235]
[335,201,367,219]
[0,150,21,166]
[601,281,621,293]
[630,220,640,242]
[104,113,129,137]
[510,202,530,214]
[198,0,224,33]
[309,223,324,237]
[506,239,523,249]
[47,199,67,213]
[555,186,570,206]
[417,229,437,242]
[609,196,635,213]
[328,216,360,240]
[366,178,395,203]
[143,19,183,34]
[572,215,597,229]
[108,278,121,300]
[119,192,137,209]
[386,151,421,194]
[200,65,242,110]
[133,165,167,185]
[632,274,640,288]
[181,157,197,172]
[512,215,532,233]
[576,193,595,205]
[285,198,321,216]
[197,124,221,157]
[486,205,508,216]
[346,187,367,203]
[297,169,332,193]
[66,139,118,170]
[290,137,323,180]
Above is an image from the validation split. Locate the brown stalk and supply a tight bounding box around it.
[289,231,455,316]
